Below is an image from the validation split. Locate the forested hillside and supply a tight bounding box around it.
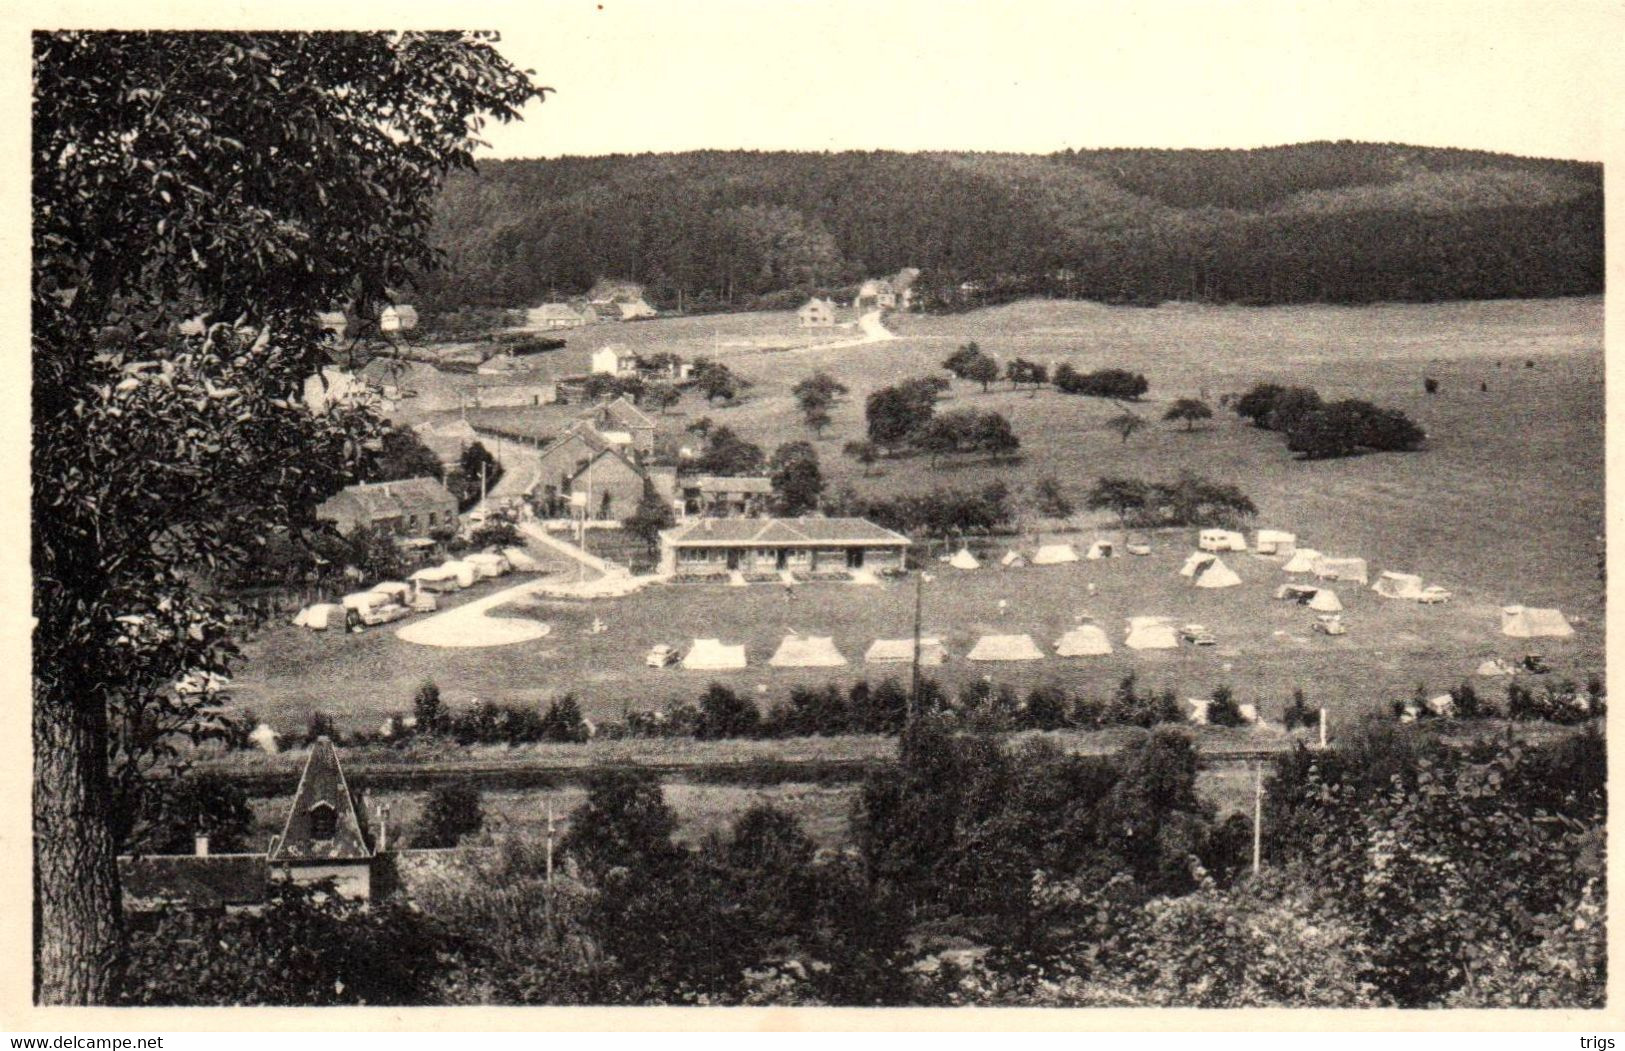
[420,142,1602,311]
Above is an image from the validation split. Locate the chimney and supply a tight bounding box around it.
[194,834,210,857]
[375,802,390,853]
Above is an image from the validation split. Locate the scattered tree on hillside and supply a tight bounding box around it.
[1285,400,1425,459]
[694,359,749,404]
[582,373,644,405]
[918,409,1021,467]
[1424,377,1439,395]
[1005,357,1049,390]
[865,378,943,453]
[1233,383,1322,431]
[1055,365,1150,400]
[1085,477,1152,529]
[643,381,681,415]
[1163,397,1214,431]
[769,441,824,515]
[693,426,766,476]
[1032,475,1074,518]
[792,371,847,436]
[1107,410,1147,444]
[842,439,881,476]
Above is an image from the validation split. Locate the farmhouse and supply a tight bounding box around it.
[531,303,590,329]
[611,297,658,321]
[590,345,640,378]
[316,477,458,537]
[659,516,910,576]
[797,297,836,327]
[380,304,419,333]
[118,738,383,912]
[682,475,774,517]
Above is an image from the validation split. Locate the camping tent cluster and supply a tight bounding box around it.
[681,624,1133,669]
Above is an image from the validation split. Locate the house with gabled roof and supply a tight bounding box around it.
[659,516,910,577]
[268,737,377,898]
[682,475,774,517]
[531,303,590,329]
[578,395,656,454]
[797,297,836,327]
[316,477,459,537]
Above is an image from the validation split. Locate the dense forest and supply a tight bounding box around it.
[419,142,1603,311]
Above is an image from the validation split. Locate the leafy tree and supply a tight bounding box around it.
[31,29,538,1002]
[622,481,676,553]
[693,425,766,477]
[1106,410,1147,444]
[695,360,748,404]
[1233,383,1288,427]
[469,521,522,549]
[539,695,590,743]
[1206,685,1245,727]
[133,771,255,856]
[1005,357,1048,389]
[769,441,824,515]
[696,683,761,740]
[1163,397,1214,431]
[803,401,833,437]
[414,680,448,737]
[1032,476,1073,518]
[1055,367,1149,400]
[917,409,1021,465]
[562,767,684,879]
[792,370,848,408]
[344,524,406,583]
[413,781,485,848]
[643,381,681,415]
[864,379,940,452]
[963,352,1001,392]
[842,439,881,476]
[1085,476,1151,528]
[369,426,445,482]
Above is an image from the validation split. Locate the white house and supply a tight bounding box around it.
[797,297,836,327]
[380,304,419,333]
[590,345,640,377]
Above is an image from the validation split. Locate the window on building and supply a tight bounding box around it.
[309,802,336,841]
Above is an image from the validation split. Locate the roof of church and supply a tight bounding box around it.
[268,737,373,863]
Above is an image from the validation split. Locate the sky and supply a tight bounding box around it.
[475,0,1620,162]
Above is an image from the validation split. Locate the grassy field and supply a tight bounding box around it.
[230,296,1603,738]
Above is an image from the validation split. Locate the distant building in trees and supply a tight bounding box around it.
[797,297,836,327]
[316,477,459,536]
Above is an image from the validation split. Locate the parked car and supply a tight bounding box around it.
[1180,624,1217,646]
[645,643,682,668]
[1126,539,1152,556]
[1417,586,1452,604]
[1313,616,1347,636]
[1521,653,1551,674]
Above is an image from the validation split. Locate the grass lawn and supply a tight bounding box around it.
[230,296,1603,738]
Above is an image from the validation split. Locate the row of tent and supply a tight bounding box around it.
[950,540,1121,570]
[678,622,1159,670]
[293,546,543,630]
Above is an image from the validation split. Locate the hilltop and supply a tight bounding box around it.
[420,142,1602,311]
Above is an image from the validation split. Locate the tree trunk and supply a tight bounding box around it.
[33,678,122,1004]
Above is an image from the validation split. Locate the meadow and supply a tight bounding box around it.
[231,296,1604,738]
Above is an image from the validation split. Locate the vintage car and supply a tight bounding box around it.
[645,643,682,668]
[1180,624,1217,646]
[1313,615,1347,636]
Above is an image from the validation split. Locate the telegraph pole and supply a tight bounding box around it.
[1251,761,1264,876]
[909,569,926,721]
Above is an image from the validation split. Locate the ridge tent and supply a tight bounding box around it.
[1033,543,1079,565]
[948,548,981,570]
[965,634,1044,661]
[864,637,949,665]
[292,606,311,627]
[1426,693,1457,718]
[1199,529,1247,552]
[683,638,748,670]
[1192,557,1241,589]
[1500,605,1574,638]
[768,634,848,668]
[1308,589,1344,613]
[1186,697,1211,725]
[1180,552,1213,578]
[1000,550,1029,568]
[1085,540,1114,560]
[502,546,541,572]
[1373,572,1424,600]
[1312,556,1369,585]
[1125,616,1178,650]
[1055,624,1113,657]
[1281,547,1323,573]
[1255,529,1297,555]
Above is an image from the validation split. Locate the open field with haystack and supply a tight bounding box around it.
[229,296,1604,736]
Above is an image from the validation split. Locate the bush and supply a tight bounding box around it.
[1206,685,1245,727]
[696,683,761,739]
[413,781,484,848]
[1053,365,1149,399]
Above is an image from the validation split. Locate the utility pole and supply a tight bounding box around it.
[544,797,556,934]
[1251,760,1264,876]
[908,569,926,722]
[1318,706,1328,749]
[479,460,487,507]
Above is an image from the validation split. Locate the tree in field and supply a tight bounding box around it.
[1085,476,1152,529]
[449,440,502,509]
[693,425,766,476]
[1005,357,1048,390]
[865,380,940,453]
[412,781,485,848]
[31,31,539,1002]
[1107,410,1147,444]
[694,359,748,404]
[562,767,684,879]
[1032,476,1073,518]
[792,370,848,408]
[369,426,444,482]
[413,680,448,737]
[643,381,681,415]
[842,439,881,476]
[622,481,676,554]
[1163,397,1214,431]
[769,441,824,515]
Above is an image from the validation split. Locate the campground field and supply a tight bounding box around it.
[231,296,1604,736]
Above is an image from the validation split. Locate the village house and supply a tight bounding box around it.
[577,395,656,455]
[379,304,419,334]
[590,345,641,378]
[118,738,384,913]
[316,477,458,537]
[658,517,910,577]
[797,297,836,327]
[411,418,480,473]
[530,303,590,329]
[856,268,920,312]
[682,475,774,517]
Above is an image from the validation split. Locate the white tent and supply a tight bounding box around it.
[248,723,281,754]
[1055,624,1113,657]
[683,638,748,670]
[1000,550,1028,568]
[1373,571,1424,599]
[1199,529,1247,552]
[292,606,311,627]
[768,635,848,668]
[1255,529,1297,555]
[965,634,1044,661]
[1477,657,1517,677]
[1192,557,1241,589]
[1032,543,1079,565]
[1238,703,1262,725]
[1313,556,1369,585]
[1500,605,1573,638]
[1281,547,1323,573]
[1275,583,1319,602]
[1125,616,1178,650]
[502,546,542,572]
[1308,588,1343,613]
[948,548,981,570]
[442,560,478,588]
[1180,552,1212,578]
[299,603,342,631]
[1085,540,1115,560]
[1186,697,1211,724]
[1425,693,1457,718]
[864,637,948,665]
